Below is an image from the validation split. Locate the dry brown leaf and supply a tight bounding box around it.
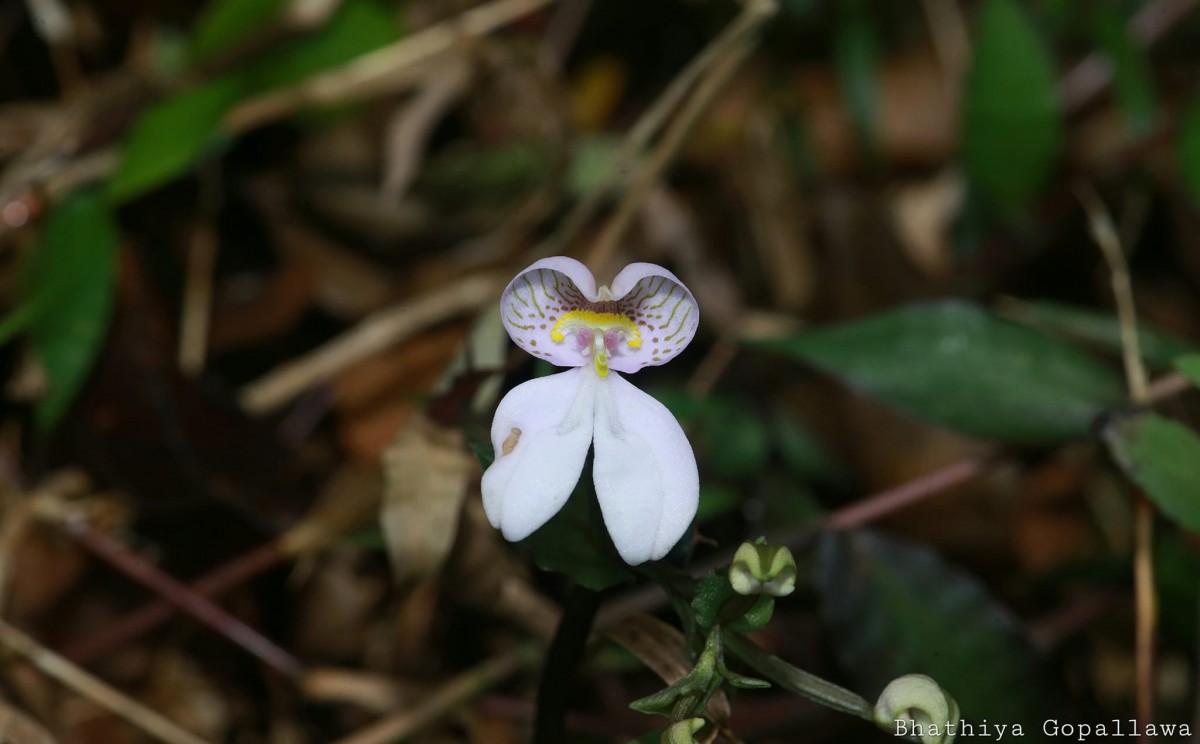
[380,413,474,583]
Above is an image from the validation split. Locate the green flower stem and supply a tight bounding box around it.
[723,631,873,721]
[533,583,603,744]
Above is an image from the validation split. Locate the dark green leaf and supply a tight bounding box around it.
[1155,532,1200,647]
[691,572,736,629]
[1104,413,1200,531]
[190,0,288,62]
[1001,298,1195,370]
[1175,353,1200,388]
[23,193,119,431]
[706,402,770,480]
[816,530,1051,727]
[771,411,842,481]
[727,596,774,634]
[1094,7,1157,135]
[523,469,634,591]
[963,0,1063,211]
[106,75,247,204]
[250,0,400,91]
[759,301,1125,444]
[1180,100,1200,208]
[834,1,879,152]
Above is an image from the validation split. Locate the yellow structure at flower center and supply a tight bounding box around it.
[550,310,642,378]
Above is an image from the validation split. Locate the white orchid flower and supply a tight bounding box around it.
[481,256,701,565]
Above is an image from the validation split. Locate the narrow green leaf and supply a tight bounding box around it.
[759,301,1125,444]
[1180,100,1200,207]
[724,631,873,720]
[1001,298,1195,370]
[834,1,879,152]
[106,75,247,204]
[23,193,119,431]
[963,0,1063,211]
[1094,7,1157,136]
[1105,413,1200,531]
[249,0,400,91]
[190,0,288,62]
[817,530,1052,728]
[1175,353,1200,387]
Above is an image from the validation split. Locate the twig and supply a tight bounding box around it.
[58,519,303,678]
[61,541,285,664]
[684,335,738,399]
[538,0,592,73]
[224,0,557,134]
[0,618,211,744]
[178,167,221,377]
[330,647,532,744]
[240,272,504,414]
[818,451,1002,533]
[1059,0,1199,112]
[1076,182,1157,735]
[543,0,775,260]
[584,0,777,272]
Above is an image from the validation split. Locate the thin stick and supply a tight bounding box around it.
[59,519,303,678]
[1076,182,1156,734]
[330,648,531,744]
[240,272,504,414]
[543,0,774,259]
[1059,0,1199,112]
[0,618,211,744]
[61,541,285,664]
[178,168,221,377]
[584,0,776,272]
[819,452,1001,533]
[224,0,557,133]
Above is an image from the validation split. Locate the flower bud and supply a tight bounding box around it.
[729,542,796,597]
[661,718,706,744]
[873,674,959,744]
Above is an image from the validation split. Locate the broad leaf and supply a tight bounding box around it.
[107,75,247,204]
[759,302,1125,444]
[1001,299,1195,370]
[817,530,1051,728]
[963,0,1062,211]
[23,193,119,431]
[190,0,288,62]
[1105,413,1200,531]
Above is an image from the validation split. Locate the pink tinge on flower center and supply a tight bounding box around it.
[549,303,643,379]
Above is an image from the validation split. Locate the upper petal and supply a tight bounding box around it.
[606,263,700,374]
[481,367,597,542]
[591,372,699,564]
[500,257,599,367]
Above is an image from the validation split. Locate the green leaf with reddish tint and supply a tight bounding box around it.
[759,302,1124,444]
[1105,413,1200,531]
[963,0,1062,211]
[22,192,119,431]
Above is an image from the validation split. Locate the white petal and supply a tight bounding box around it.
[591,372,699,564]
[481,367,597,541]
[606,263,700,374]
[500,257,600,368]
